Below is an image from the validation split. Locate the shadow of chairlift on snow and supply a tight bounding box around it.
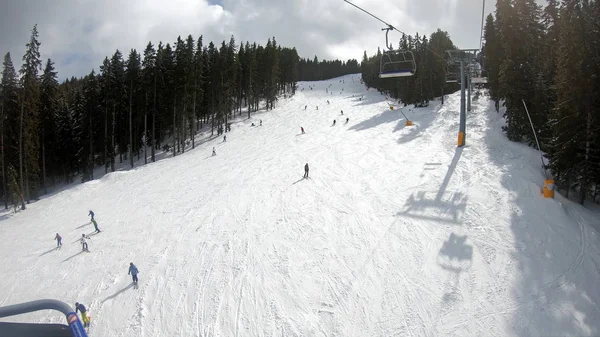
[397,148,467,224]
[437,233,473,272]
[437,233,473,305]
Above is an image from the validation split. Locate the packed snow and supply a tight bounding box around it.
[1,74,600,336]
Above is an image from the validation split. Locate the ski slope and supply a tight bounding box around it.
[1,74,600,336]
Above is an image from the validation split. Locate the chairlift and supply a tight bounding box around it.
[380,51,416,78]
[445,63,460,83]
[379,27,416,79]
[0,299,89,337]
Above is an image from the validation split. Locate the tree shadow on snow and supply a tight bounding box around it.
[396,103,445,145]
[348,107,404,132]
[101,283,135,303]
[479,96,600,336]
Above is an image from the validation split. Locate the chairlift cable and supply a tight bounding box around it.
[342,0,446,61]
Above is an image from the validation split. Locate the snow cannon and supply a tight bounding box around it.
[0,299,88,337]
[389,106,414,127]
[543,179,555,198]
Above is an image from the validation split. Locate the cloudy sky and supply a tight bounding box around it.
[0,0,496,81]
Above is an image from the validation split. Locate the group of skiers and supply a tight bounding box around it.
[74,262,138,328]
[51,210,140,328]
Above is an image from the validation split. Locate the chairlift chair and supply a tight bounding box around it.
[378,26,416,79]
[0,300,88,337]
[445,63,461,83]
[379,50,416,78]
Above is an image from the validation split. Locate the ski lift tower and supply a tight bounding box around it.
[445,49,478,147]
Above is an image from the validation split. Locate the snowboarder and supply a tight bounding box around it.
[128,262,139,285]
[55,233,62,248]
[304,163,309,178]
[91,219,100,233]
[345,117,349,124]
[223,135,226,142]
[75,302,90,327]
[340,110,343,115]
[212,147,216,156]
[301,127,305,134]
[88,210,94,221]
[80,234,89,252]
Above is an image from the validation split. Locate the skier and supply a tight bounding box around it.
[332,120,336,126]
[80,234,89,252]
[128,262,139,285]
[88,210,94,221]
[212,147,216,156]
[75,302,90,327]
[260,120,262,126]
[345,117,349,124]
[304,105,307,110]
[91,219,100,233]
[223,135,226,142]
[304,163,309,178]
[316,106,318,110]
[340,110,343,115]
[327,100,330,104]
[301,127,305,134]
[55,233,62,248]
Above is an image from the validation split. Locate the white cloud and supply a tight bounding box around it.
[0,0,497,80]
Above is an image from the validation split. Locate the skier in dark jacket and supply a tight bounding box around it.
[304,163,309,178]
[75,302,90,327]
[55,233,62,248]
[128,262,139,284]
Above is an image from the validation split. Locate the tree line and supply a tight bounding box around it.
[0,26,308,210]
[0,25,374,210]
[483,0,600,204]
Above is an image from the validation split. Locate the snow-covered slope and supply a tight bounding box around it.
[1,74,600,336]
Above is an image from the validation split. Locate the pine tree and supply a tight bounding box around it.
[109,50,126,168]
[19,24,43,201]
[142,42,157,163]
[99,57,111,172]
[125,49,141,167]
[483,14,501,107]
[39,58,59,193]
[1,53,20,209]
